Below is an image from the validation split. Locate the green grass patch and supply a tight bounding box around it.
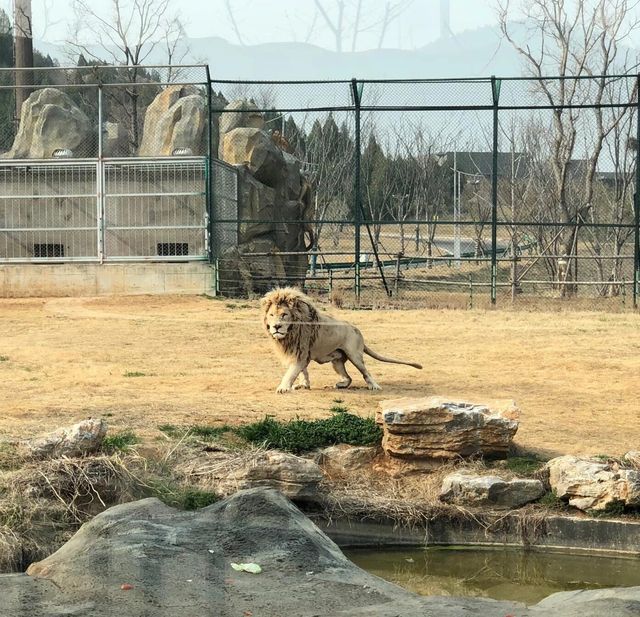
[123,371,147,378]
[0,355,9,362]
[236,412,382,454]
[0,441,20,471]
[158,424,233,441]
[588,500,626,518]
[142,479,219,510]
[503,456,544,476]
[102,430,139,453]
[329,403,350,414]
[537,491,567,510]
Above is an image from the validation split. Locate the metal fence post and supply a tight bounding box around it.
[97,83,104,263]
[351,78,362,303]
[206,65,215,267]
[635,74,640,309]
[491,76,501,306]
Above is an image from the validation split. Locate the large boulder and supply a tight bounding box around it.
[439,471,545,509]
[378,396,519,465]
[546,455,640,512]
[139,85,207,156]
[222,127,286,188]
[3,488,637,616]
[6,87,92,159]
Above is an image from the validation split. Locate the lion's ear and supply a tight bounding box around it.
[260,296,272,311]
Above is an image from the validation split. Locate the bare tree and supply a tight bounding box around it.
[224,0,247,46]
[313,0,414,52]
[69,0,188,152]
[498,0,640,295]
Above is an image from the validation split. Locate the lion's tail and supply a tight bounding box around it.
[363,345,422,369]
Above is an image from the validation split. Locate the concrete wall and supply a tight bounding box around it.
[0,262,214,297]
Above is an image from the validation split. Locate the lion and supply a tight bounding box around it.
[261,287,422,393]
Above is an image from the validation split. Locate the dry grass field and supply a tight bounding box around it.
[0,294,638,458]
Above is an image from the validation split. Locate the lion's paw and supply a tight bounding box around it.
[367,382,382,391]
[276,386,291,394]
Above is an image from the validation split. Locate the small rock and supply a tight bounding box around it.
[316,444,380,474]
[439,471,545,509]
[18,418,107,459]
[624,451,640,469]
[218,451,323,501]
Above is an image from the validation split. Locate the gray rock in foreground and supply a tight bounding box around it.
[2,488,639,616]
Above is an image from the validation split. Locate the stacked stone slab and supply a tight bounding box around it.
[217,99,313,296]
[378,396,520,468]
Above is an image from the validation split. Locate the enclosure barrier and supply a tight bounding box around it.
[0,65,639,310]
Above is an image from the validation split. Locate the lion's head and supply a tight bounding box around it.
[260,287,319,360]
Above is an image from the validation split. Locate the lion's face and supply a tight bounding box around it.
[264,302,295,340]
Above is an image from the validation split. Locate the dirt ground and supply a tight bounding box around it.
[0,294,638,458]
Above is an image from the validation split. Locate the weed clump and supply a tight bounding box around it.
[235,412,382,455]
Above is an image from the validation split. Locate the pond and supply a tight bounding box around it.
[345,546,640,605]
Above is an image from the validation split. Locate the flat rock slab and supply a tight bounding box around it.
[2,488,640,616]
[379,396,519,463]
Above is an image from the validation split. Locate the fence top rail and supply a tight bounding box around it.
[0,156,208,166]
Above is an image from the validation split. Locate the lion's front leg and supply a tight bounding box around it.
[276,362,308,393]
[292,368,311,390]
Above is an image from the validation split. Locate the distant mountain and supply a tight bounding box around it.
[190,25,521,80]
[34,23,526,81]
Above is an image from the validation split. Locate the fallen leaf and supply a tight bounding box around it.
[120,584,134,591]
[231,562,262,574]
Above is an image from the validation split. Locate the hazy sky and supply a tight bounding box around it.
[0,0,501,49]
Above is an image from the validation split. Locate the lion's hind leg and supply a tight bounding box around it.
[331,358,352,389]
[344,350,381,391]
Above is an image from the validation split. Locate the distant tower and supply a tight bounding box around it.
[440,0,452,39]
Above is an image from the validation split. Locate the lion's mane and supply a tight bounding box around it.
[261,287,320,363]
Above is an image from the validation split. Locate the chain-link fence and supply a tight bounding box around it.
[209,76,640,311]
[0,66,638,309]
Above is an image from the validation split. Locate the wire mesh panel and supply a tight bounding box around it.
[103,158,207,260]
[0,161,99,261]
[210,160,238,257]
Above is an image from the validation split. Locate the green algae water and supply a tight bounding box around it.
[345,546,640,605]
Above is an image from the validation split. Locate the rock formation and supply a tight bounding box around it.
[216,99,313,296]
[4,88,92,159]
[139,85,207,156]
